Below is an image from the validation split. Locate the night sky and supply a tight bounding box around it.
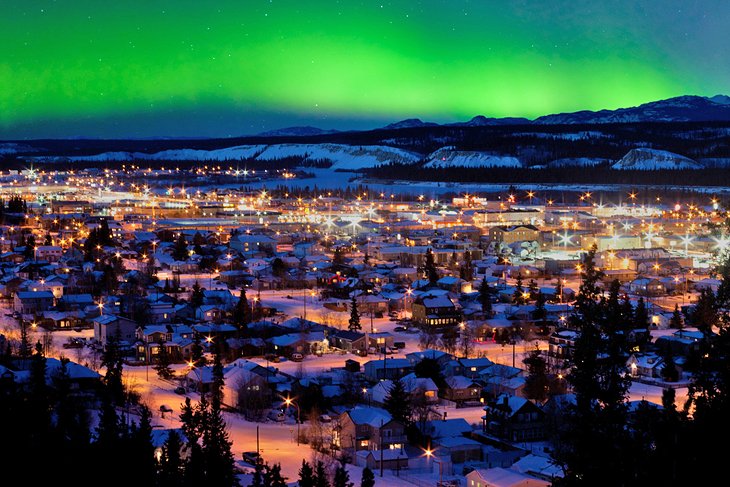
[2,1,728,138]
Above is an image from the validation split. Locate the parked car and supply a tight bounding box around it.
[319,414,332,423]
[268,409,286,422]
[242,451,261,465]
[174,386,186,395]
[393,341,406,349]
[291,352,304,362]
[393,326,406,332]
[264,353,280,363]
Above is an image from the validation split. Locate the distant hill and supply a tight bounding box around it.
[257,126,340,137]
[534,95,730,124]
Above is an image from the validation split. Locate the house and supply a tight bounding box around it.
[436,436,483,463]
[229,234,277,254]
[334,406,406,452]
[437,276,467,294]
[442,375,483,405]
[363,358,413,382]
[222,359,279,409]
[369,374,439,405]
[14,291,55,315]
[458,357,496,379]
[465,467,550,487]
[329,329,368,354]
[354,449,409,471]
[482,394,545,442]
[39,310,83,329]
[34,245,63,262]
[629,278,665,296]
[194,304,224,323]
[406,349,456,368]
[421,418,473,442]
[269,331,328,357]
[58,293,95,312]
[547,329,578,367]
[626,352,664,379]
[488,225,541,245]
[411,294,461,328]
[92,314,138,348]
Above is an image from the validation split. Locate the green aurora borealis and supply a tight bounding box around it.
[1,0,728,137]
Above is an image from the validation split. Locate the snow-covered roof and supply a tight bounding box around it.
[347,406,393,427]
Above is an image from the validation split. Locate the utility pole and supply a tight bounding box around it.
[380,418,384,477]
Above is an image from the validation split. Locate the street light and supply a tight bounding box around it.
[283,395,301,446]
[424,444,442,486]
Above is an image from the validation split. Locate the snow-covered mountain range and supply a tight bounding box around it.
[611,148,702,170]
[31,144,716,171]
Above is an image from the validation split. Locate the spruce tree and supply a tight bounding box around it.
[190,281,205,309]
[101,329,125,405]
[348,295,361,332]
[333,461,354,487]
[159,429,185,487]
[172,233,189,261]
[523,349,549,403]
[265,463,287,487]
[424,247,438,285]
[360,467,375,487]
[233,287,252,330]
[556,246,633,485]
[314,461,331,487]
[298,459,315,487]
[669,304,684,329]
[479,278,492,317]
[383,376,411,426]
[512,272,526,305]
[154,339,174,380]
[634,296,649,330]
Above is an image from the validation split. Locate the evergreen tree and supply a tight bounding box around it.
[522,349,549,403]
[172,233,189,261]
[554,278,564,303]
[634,296,649,330]
[348,295,361,332]
[232,287,252,330]
[528,278,539,297]
[191,334,207,367]
[265,463,288,487]
[688,288,718,334]
[424,247,438,285]
[250,460,265,487]
[333,247,346,266]
[202,352,239,486]
[154,339,174,380]
[28,341,50,446]
[23,234,36,260]
[159,429,185,487]
[478,278,492,317]
[532,291,547,322]
[360,467,375,487]
[333,461,354,487]
[314,461,331,487]
[383,376,411,426]
[512,272,526,305]
[298,459,315,487]
[101,329,125,405]
[44,233,52,246]
[190,281,205,309]
[555,246,633,485]
[669,304,684,329]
